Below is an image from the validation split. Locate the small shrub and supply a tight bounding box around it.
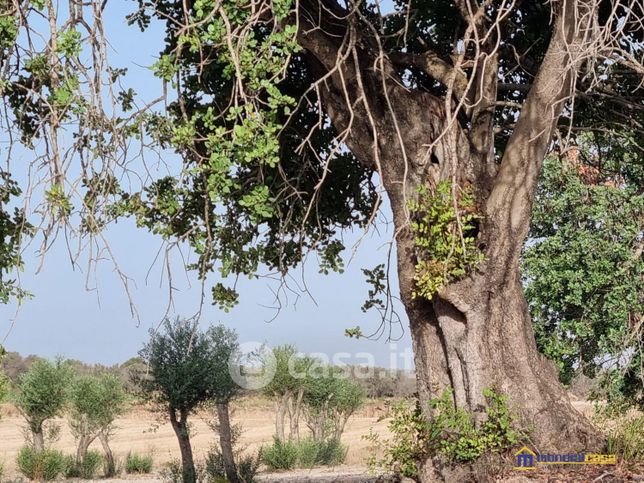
[295,439,321,468]
[160,459,183,483]
[261,438,345,471]
[608,415,644,463]
[125,452,153,474]
[260,438,297,470]
[236,453,261,482]
[295,438,346,468]
[65,450,104,479]
[367,388,526,479]
[204,448,260,483]
[317,438,347,466]
[16,446,69,481]
[0,461,4,482]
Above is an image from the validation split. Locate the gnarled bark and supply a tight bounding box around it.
[296,0,605,480]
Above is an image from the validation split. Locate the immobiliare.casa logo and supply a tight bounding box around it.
[514,446,616,470]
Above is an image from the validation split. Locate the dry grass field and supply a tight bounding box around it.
[0,396,392,480]
[1,397,639,482]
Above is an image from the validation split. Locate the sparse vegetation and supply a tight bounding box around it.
[65,449,104,479]
[205,448,260,482]
[261,437,347,470]
[16,446,69,481]
[594,405,644,465]
[367,388,526,480]
[125,452,153,474]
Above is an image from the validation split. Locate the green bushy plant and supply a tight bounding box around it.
[408,181,484,300]
[295,438,321,468]
[16,446,69,481]
[65,450,104,479]
[296,438,346,468]
[260,438,298,470]
[367,388,526,480]
[205,448,260,482]
[261,437,346,470]
[316,438,347,466]
[125,452,153,474]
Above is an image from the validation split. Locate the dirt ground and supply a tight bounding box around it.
[1,398,640,482]
[0,397,392,479]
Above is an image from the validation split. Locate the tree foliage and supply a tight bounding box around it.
[138,318,238,410]
[15,358,73,451]
[523,136,644,408]
[68,373,128,462]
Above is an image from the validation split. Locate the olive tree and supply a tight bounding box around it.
[302,370,364,442]
[206,324,241,483]
[15,358,73,451]
[68,373,128,473]
[138,318,239,483]
[262,345,313,441]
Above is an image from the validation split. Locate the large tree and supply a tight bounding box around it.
[1,0,643,479]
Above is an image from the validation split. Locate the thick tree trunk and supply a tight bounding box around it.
[216,402,238,483]
[296,0,604,480]
[169,408,196,483]
[398,260,603,481]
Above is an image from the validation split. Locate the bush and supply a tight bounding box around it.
[295,439,320,468]
[609,415,644,463]
[366,388,526,479]
[316,438,347,466]
[0,461,4,482]
[295,438,346,468]
[65,450,104,479]
[260,438,298,470]
[236,453,261,482]
[261,438,346,470]
[161,458,209,483]
[125,452,153,474]
[16,446,69,481]
[160,459,183,483]
[204,449,260,483]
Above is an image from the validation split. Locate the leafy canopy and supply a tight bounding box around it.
[138,317,239,413]
[16,358,73,431]
[68,373,128,438]
[523,135,643,408]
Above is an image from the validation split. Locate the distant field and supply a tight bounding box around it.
[0,398,614,482]
[0,396,393,479]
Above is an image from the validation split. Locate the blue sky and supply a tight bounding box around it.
[0,1,412,368]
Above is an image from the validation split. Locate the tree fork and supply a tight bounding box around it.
[296,0,606,479]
